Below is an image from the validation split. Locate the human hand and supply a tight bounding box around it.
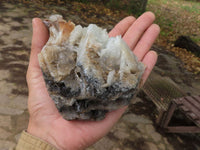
[26,12,160,150]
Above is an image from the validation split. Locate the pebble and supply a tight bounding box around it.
[0,115,12,129]
[151,132,162,143]
[0,107,24,116]
[0,95,27,115]
[0,140,16,150]
[93,137,115,150]
[0,128,12,140]
[145,142,158,150]
[14,133,21,143]
[113,129,130,139]
[122,114,153,124]
[136,124,146,133]
[158,143,166,150]
[130,97,143,104]
[145,124,155,134]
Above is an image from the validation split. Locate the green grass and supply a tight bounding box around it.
[181,4,200,13]
[147,0,200,15]
[191,37,200,43]
[148,0,200,16]
[147,0,200,44]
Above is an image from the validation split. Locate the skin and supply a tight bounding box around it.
[26,11,160,150]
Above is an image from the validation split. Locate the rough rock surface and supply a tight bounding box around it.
[38,15,145,120]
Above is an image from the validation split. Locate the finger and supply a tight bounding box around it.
[29,18,49,68]
[133,24,160,61]
[109,16,136,37]
[27,18,49,91]
[141,51,158,85]
[123,12,155,50]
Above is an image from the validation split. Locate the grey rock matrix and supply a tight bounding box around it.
[38,15,145,120]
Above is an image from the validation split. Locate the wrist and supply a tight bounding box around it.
[27,118,62,150]
[16,130,58,150]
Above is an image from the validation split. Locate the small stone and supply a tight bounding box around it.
[16,112,29,132]
[145,124,155,134]
[163,137,170,145]
[130,130,142,139]
[3,9,27,18]
[177,136,184,143]
[0,94,26,115]
[0,128,12,140]
[111,122,127,133]
[7,21,22,27]
[0,24,10,33]
[130,97,143,104]
[2,3,15,9]
[93,137,115,150]
[0,81,13,95]
[195,145,200,150]
[122,114,152,124]
[86,147,95,150]
[0,107,24,115]
[9,95,27,110]
[0,140,16,150]
[146,124,162,143]
[142,135,149,139]
[163,138,174,150]
[158,143,166,150]
[151,132,162,143]
[145,142,158,150]
[0,70,10,80]
[113,130,129,139]
[15,133,21,142]
[113,122,127,129]
[112,148,121,150]
[123,148,134,150]
[0,115,12,129]
[136,124,146,133]
[166,145,174,150]
[3,17,12,22]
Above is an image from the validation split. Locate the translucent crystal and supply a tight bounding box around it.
[38,15,145,120]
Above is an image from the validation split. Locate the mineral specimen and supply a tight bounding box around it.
[38,15,145,120]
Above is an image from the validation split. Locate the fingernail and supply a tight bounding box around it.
[32,18,39,28]
[32,18,36,30]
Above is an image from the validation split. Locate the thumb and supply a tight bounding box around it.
[29,18,49,68]
[26,18,49,93]
[26,18,59,115]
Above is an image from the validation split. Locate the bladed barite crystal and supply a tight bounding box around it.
[38,15,145,120]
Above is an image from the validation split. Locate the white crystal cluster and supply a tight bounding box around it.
[38,15,145,120]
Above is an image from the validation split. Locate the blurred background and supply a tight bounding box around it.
[0,0,199,150]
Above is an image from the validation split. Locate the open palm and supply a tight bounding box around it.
[26,12,160,150]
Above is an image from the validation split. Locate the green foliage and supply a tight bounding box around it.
[66,0,148,16]
[106,0,121,10]
[106,0,148,16]
[191,37,200,43]
[184,0,200,2]
[147,0,200,44]
[181,4,200,13]
[65,0,105,4]
[22,0,147,16]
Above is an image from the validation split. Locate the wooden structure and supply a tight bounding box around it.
[142,74,200,133]
[162,95,200,133]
